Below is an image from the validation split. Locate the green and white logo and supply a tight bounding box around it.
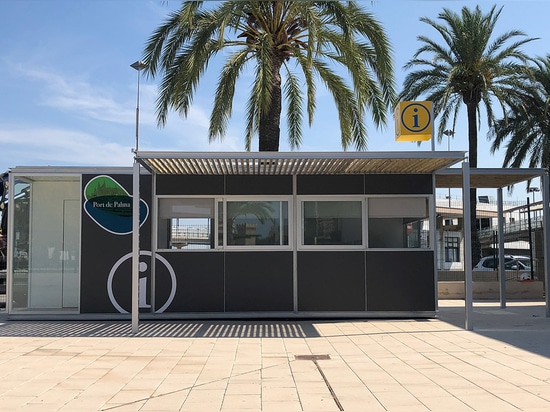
[84,175,148,235]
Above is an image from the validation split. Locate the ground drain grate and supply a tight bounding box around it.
[295,354,331,361]
[294,354,343,411]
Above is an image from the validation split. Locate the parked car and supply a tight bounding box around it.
[474,255,532,275]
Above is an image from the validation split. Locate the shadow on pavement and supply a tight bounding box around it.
[0,316,321,338]
[437,299,550,358]
[2,301,549,360]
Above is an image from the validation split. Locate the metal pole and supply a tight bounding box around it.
[132,161,140,334]
[130,60,147,152]
[292,174,298,312]
[150,173,157,314]
[135,72,140,152]
[130,60,146,333]
[462,162,474,330]
[527,198,535,281]
[542,172,550,317]
[444,130,454,204]
[431,174,439,313]
[497,188,506,308]
[448,137,451,206]
[430,104,435,151]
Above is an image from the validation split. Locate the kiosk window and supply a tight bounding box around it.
[302,201,362,245]
[368,197,429,249]
[158,198,214,249]
[226,201,288,246]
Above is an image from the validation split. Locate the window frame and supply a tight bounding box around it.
[297,196,366,250]
[155,194,434,252]
[223,196,292,251]
[366,195,433,251]
[156,195,293,252]
[156,196,219,251]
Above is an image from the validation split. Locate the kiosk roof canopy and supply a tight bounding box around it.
[135,151,465,176]
[435,167,545,189]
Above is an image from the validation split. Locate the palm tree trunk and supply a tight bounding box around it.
[467,102,482,267]
[258,59,283,152]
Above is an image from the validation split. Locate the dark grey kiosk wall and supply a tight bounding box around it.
[157,174,295,313]
[157,173,434,314]
[296,174,434,313]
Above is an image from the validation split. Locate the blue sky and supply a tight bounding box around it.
[1,0,548,200]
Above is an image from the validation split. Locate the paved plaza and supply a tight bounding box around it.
[1,300,550,411]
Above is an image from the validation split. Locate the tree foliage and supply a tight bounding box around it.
[399,4,535,166]
[399,4,536,266]
[490,55,550,173]
[142,1,395,151]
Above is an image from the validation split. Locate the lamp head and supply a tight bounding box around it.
[130,61,147,71]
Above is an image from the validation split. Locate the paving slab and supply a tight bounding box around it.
[1,300,550,411]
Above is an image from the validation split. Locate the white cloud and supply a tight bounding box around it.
[0,127,132,169]
[5,62,244,154]
[13,65,136,125]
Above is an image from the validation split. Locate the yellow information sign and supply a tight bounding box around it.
[395,101,433,142]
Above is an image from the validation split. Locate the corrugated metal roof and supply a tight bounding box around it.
[135,151,466,176]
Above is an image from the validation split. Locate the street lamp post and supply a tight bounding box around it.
[130,61,147,152]
[130,60,146,335]
[528,186,540,203]
[443,130,455,207]
[443,129,455,151]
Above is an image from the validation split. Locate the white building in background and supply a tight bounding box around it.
[434,196,543,271]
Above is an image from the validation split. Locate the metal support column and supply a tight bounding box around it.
[431,174,439,312]
[542,172,550,317]
[462,162,474,330]
[150,172,157,314]
[497,188,506,308]
[132,160,140,334]
[292,174,298,313]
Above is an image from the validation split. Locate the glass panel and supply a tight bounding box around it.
[218,201,223,248]
[302,201,362,245]
[159,198,214,218]
[11,179,30,309]
[158,198,214,249]
[368,197,429,249]
[62,199,80,307]
[368,197,427,217]
[226,201,288,246]
[11,177,80,310]
[171,218,213,249]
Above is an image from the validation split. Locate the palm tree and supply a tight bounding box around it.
[142,1,395,151]
[490,55,550,174]
[399,4,536,266]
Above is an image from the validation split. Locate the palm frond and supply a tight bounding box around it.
[143,1,395,151]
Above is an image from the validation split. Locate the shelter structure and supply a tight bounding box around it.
[436,167,550,328]
[3,151,549,330]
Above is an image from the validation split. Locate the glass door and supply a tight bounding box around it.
[10,175,80,312]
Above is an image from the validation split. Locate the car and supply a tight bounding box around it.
[474,255,532,271]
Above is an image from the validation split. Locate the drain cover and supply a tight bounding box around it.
[295,354,331,361]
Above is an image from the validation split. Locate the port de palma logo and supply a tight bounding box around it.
[84,175,176,313]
